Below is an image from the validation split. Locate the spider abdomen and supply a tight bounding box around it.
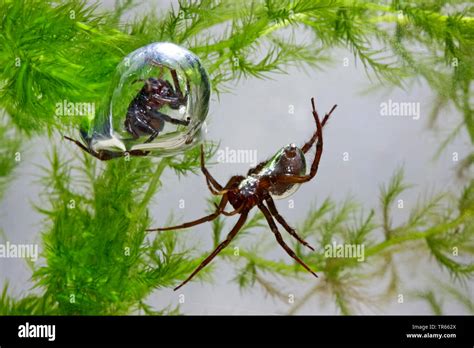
[259,144,307,199]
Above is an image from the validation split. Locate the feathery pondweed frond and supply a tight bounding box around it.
[416,290,444,315]
[231,170,473,314]
[168,141,218,176]
[0,114,21,199]
[29,151,196,314]
[380,168,411,236]
[2,1,472,137]
[0,0,135,133]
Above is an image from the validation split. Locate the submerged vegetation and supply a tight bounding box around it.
[0,0,472,314]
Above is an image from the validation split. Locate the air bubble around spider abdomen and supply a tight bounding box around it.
[81,42,210,156]
[257,145,307,200]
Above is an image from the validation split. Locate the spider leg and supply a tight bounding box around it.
[157,66,164,79]
[149,110,190,126]
[135,109,186,144]
[63,136,113,161]
[124,114,141,140]
[200,144,225,194]
[258,203,318,277]
[147,60,185,102]
[265,196,315,251]
[64,136,91,153]
[151,94,179,104]
[298,97,325,181]
[213,202,243,216]
[146,195,229,232]
[174,211,248,291]
[144,132,159,144]
[301,104,337,154]
[206,178,226,195]
[126,113,162,144]
[127,149,151,157]
[148,59,165,79]
[64,136,149,160]
[170,68,184,100]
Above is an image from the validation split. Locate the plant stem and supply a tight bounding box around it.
[366,214,470,259]
[136,158,169,217]
[228,211,471,282]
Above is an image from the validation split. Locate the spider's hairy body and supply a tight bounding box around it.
[124,74,190,144]
[64,64,190,160]
[236,175,260,200]
[148,98,338,291]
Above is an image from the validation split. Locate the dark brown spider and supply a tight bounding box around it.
[125,64,190,144]
[64,63,190,161]
[147,98,337,291]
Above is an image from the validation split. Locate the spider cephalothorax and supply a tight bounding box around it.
[148,98,337,290]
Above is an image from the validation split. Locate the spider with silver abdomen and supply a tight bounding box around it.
[147,98,337,290]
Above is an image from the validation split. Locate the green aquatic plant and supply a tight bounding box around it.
[224,169,473,314]
[0,0,472,315]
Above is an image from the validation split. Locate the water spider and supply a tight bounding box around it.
[148,98,337,290]
[64,62,190,161]
[124,63,190,144]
